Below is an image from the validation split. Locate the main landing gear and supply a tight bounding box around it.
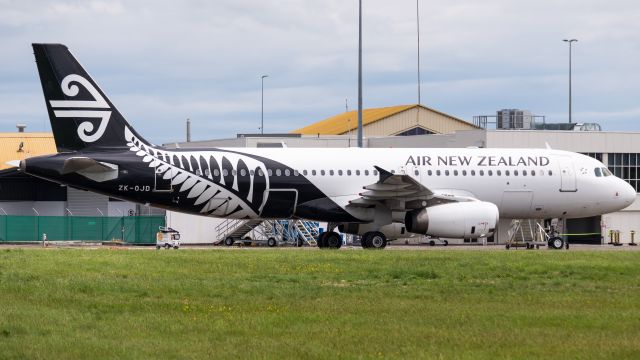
[361,231,387,249]
[317,231,342,249]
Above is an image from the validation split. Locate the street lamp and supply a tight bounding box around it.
[563,39,578,123]
[261,75,268,134]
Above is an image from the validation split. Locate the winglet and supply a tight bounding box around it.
[374,166,394,183]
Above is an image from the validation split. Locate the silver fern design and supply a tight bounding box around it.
[125,127,270,219]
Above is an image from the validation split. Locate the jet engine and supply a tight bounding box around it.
[404,202,499,238]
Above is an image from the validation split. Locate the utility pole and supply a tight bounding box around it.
[416,0,421,105]
[563,39,578,123]
[357,0,363,148]
[261,75,268,134]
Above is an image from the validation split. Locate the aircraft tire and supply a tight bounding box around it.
[224,237,234,246]
[368,231,387,249]
[267,237,277,247]
[429,240,435,247]
[360,233,371,248]
[549,236,564,250]
[324,232,342,249]
[443,240,449,246]
[317,232,327,248]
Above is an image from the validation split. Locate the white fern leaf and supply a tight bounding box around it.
[179,177,198,192]
[194,187,218,205]
[187,182,208,199]
[171,172,189,185]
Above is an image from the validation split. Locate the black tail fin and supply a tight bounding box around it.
[33,43,149,152]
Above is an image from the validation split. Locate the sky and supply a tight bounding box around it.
[0,0,639,144]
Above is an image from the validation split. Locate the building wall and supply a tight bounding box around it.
[0,201,65,216]
[167,211,223,244]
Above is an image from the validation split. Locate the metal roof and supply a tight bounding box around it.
[0,132,57,170]
[292,104,477,135]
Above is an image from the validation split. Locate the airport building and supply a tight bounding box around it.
[2,104,639,245]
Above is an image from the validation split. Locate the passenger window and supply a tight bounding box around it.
[497,170,501,176]
[347,170,352,176]
[445,170,450,176]
[479,170,484,176]
[338,170,343,176]
[436,170,441,176]
[548,170,553,176]
[303,170,308,176]
[276,169,282,176]
[231,169,237,176]
[523,170,527,176]
[365,170,370,176]
[454,170,458,176]
[293,170,299,176]
[223,169,229,176]
[373,170,378,176]
[356,170,361,176]
[284,169,290,176]
[531,170,535,177]
[312,170,317,176]
[505,170,510,176]
[514,170,518,176]
[214,169,220,177]
[257,169,263,177]
[205,169,211,176]
[196,169,202,176]
[471,170,476,176]
[321,170,326,176]
[488,170,493,176]
[414,170,419,176]
[462,170,467,176]
[428,170,433,176]
[240,169,246,176]
[330,170,334,176]
[249,170,254,176]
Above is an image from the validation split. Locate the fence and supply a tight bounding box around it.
[0,215,165,244]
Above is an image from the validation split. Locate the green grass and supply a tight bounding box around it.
[1,248,639,359]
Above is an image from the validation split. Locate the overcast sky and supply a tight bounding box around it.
[0,0,639,143]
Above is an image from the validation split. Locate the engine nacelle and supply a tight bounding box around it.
[404,202,499,238]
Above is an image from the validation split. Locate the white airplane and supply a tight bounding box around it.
[20,44,636,249]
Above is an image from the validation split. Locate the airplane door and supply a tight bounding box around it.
[558,157,577,192]
[260,189,298,218]
[154,165,173,192]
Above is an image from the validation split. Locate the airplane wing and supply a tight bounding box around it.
[347,166,477,211]
[61,157,119,182]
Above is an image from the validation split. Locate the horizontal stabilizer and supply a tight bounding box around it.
[61,157,118,182]
[5,160,20,168]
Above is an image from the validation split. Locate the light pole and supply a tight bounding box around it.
[563,39,577,123]
[261,75,268,134]
[357,0,363,148]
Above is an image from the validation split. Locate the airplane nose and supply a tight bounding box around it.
[620,180,636,206]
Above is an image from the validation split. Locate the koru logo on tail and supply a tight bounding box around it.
[49,74,111,143]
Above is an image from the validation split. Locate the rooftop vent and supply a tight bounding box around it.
[16,124,26,133]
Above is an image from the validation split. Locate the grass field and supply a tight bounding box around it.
[0,248,639,359]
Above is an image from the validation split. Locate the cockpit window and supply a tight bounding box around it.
[602,167,612,177]
[594,168,602,177]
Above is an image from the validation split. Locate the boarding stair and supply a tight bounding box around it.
[215,218,320,246]
[215,219,263,243]
[506,219,549,249]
